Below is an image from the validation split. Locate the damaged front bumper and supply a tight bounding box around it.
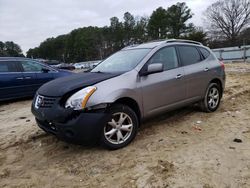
[31,96,110,145]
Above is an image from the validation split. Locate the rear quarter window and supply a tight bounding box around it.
[177,46,202,66]
[199,47,210,59]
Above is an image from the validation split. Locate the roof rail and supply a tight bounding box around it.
[166,39,203,46]
[122,44,140,50]
[144,39,166,43]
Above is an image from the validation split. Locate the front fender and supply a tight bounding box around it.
[87,88,143,117]
[87,88,140,106]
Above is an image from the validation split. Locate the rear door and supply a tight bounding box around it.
[139,46,186,117]
[177,45,211,99]
[0,60,24,100]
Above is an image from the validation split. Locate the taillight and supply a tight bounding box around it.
[219,60,225,70]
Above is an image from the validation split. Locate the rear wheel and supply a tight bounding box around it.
[100,104,138,150]
[200,83,221,112]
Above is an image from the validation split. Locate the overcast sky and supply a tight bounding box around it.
[0,0,217,53]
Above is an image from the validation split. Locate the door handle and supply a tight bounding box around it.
[24,76,31,79]
[204,68,209,72]
[16,77,24,80]
[176,74,183,79]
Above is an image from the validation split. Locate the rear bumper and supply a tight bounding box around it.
[32,104,109,145]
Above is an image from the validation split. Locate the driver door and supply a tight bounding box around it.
[138,46,186,117]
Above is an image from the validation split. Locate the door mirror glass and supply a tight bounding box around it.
[141,63,163,76]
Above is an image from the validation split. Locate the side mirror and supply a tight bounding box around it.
[41,68,50,73]
[140,63,163,76]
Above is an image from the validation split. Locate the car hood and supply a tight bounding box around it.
[38,72,121,97]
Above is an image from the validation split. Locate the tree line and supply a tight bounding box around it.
[0,41,24,57]
[26,2,207,63]
[1,0,250,63]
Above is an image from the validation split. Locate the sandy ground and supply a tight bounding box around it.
[0,63,250,188]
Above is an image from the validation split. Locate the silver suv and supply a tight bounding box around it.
[32,39,226,149]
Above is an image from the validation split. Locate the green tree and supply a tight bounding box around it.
[148,3,193,40]
[134,16,149,43]
[182,27,208,44]
[166,2,193,38]
[0,41,6,56]
[26,3,203,63]
[0,41,23,57]
[110,17,124,49]
[123,12,136,45]
[240,27,250,45]
[65,27,103,62]
[27,47,39,58]
[148,7,168,39]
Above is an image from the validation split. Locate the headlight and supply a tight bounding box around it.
[65,86,97,110]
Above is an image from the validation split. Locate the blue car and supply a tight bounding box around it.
[0,57,73,101]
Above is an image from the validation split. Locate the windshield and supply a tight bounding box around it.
[91,48,151,73]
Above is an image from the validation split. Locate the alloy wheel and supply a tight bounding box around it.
[207,87,220,109]
[104,112,133,145]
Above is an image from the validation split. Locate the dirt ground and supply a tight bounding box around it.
[0,63,250,188]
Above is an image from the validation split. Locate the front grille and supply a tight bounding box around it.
[35,95,57,109]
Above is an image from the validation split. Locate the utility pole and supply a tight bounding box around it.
[243,38,247,63]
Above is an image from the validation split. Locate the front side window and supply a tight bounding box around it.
[0,61,17,72]
[21,61,44,72]
[148,46,179,70]
[178,46,201,66]
[92,49,151,73]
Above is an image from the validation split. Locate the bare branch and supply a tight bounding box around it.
[205,0,250,45]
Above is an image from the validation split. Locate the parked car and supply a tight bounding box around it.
[90,61,101,69]
[74,62,86,69]
[0,57,73,101]
[31,39,226,149]
[43,60,61,67]
[74,61,101,70]
[55,63,75,70]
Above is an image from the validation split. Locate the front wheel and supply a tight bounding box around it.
[100,104,138,150]
[199,83,221,112]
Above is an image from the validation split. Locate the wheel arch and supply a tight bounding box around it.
[209,78,223,96]
[113,97,142,124]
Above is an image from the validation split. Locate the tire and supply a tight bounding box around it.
[100,104,138,150]
[199,83,221,112]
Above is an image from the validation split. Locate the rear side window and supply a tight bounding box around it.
[0,61,17,72]
[199,47,210,59]
[148,47,179,70]
[178,46,201,66]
